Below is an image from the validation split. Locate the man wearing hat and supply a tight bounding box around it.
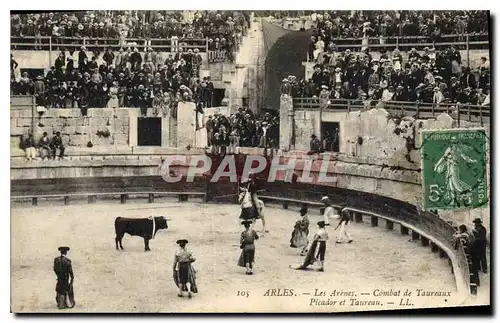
[50,131,65,160]
[280,78,291,96]
[53,246,75,309]
[173,239,197,298]
[294,220,329,271]
[433,86,444,105]
[320,196,336,226]
[238,220,259,275]
[472,218,488,273]
[290,204,310,256]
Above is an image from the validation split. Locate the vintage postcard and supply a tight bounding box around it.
[10,9,490,313]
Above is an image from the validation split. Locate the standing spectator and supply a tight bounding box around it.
[308,36,316,62]
[11,54,18,81]
[51,132,65,160]
[228,129,240,154]
[313,35,325,62]
[206,115,214,147]
[54,52,66,76]
[103,47,115,67]
[78,46,88,71]
[33,75,46,106]
[453,224,474,252]
[448,46,462,75]
[193,48,202,78]
[470,229,482,287]
[66,57,75,76]
[472,218,488,274]
[107,81,119,108]
[130,47,142,71]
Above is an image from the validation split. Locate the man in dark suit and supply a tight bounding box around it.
[53,246,75,309]
[308,134,322,155]
[473,218,488,273]
[50,132,65,160]
[205,115,214,147]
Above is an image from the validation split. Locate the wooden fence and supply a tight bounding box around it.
[11,36,209,52]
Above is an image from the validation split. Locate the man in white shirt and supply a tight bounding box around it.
[381,86,394,102]
[433,87,444,105]
[335,209,353,244]
[482,93,490,106]
[320,196,337,226]
[314,221,329,271]
[479,57,490,71]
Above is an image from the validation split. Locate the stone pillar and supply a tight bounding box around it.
[176,102,196,148]
[371,216,378,227]
[161,115,170,147]
[386,220,394,230]
[128,109,138,147]
[280,94,294,150]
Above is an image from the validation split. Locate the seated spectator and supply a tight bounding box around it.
[50,131,65,160]
[290,45,490,111]
[308,134,322,155]
[24,133,37,161]
[38,132,51,160]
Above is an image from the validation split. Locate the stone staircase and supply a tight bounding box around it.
[228,16,265,114]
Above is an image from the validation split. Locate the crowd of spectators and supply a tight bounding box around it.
[11,10,250,57]
[260,10,488,40]
[19,131,65,161]
[282,46,490,108]
[206,108,279,154]
[453,218,488,289]
[11,47,216,117]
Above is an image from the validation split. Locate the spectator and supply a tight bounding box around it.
[289,45,490,110]
[50,131,65,160]
[103,47,115,67]
[453,224,474,252]
[11,54,18,81]
[228,129,240,154]
[432,87,444,105]
[308,134,322,155]
[470,229,482,287]
[38,132,51,159]
[24,133,37,161]
[107,81,119,108]
[472,218,487,274]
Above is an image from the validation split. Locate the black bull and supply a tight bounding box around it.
[115,216,168,251]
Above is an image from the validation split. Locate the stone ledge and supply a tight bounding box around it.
[10,154,421,185]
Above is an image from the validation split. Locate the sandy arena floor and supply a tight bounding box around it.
[11,198,489,313]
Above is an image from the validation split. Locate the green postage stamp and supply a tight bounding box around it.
[421,128,488,211]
